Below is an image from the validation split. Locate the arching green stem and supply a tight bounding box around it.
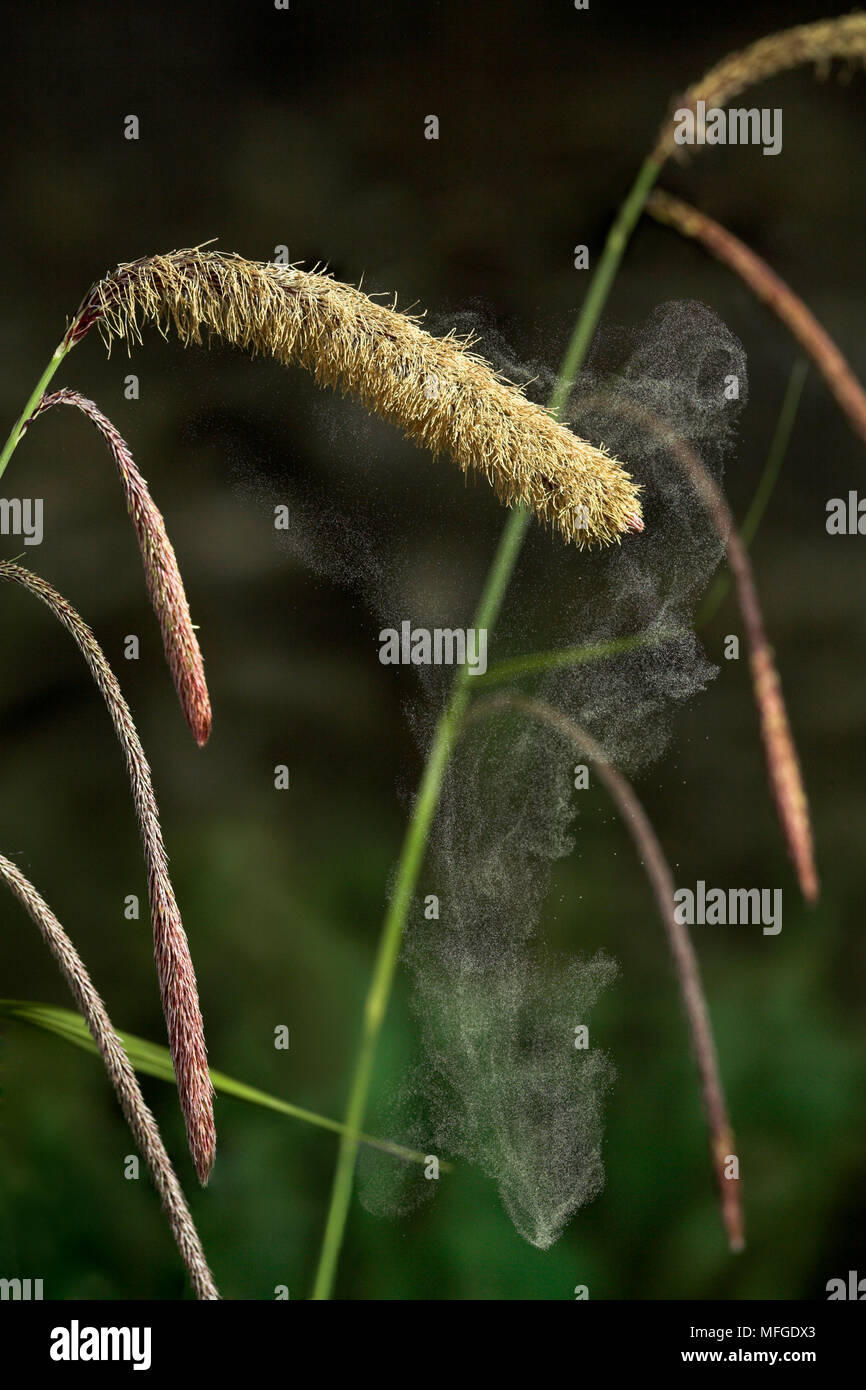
[311,155,664,1301]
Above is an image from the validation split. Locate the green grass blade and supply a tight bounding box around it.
[0,999,439,1167]
[475,629,663,688]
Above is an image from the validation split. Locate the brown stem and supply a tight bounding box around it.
[647,190,866,449]
[466,694,744,1253]
[0,563,215,1183]
[579,393,819,904]
[0,853,219,1298]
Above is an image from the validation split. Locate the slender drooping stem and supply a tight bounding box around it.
[465,695,744,1252]
[647,191,866,448]
[0,854,219,1299]
[0,563,215,1183]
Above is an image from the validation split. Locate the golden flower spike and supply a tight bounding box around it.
[65,247,643,548]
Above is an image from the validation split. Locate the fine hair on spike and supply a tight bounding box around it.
[0,562,216,1184]
[63,248,643,549]
[0,854,220,1299]
[26,389,212,746]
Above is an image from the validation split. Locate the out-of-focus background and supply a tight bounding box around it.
[0,0,864,1300]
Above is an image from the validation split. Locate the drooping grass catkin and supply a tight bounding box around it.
[28,389,212,746]
[646,191,866,449]
[578,395,818,903]
[64,249,643,548]
[0,562,216,1184]
[0,854,220,1298]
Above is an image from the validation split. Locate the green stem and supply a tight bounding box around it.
[311,506,529,1300]
[311,154,663,1301]
[0,341,70,481]
[549,157,662,417]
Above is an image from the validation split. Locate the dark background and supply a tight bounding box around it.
[0,0,864,1299]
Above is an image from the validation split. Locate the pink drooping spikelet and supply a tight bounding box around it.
[27,389,212,746]
[647,191,866,451]
[589,397,818,902]
[0,561,216,1182]
[748,646,819,903]
[679,455,818,903]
